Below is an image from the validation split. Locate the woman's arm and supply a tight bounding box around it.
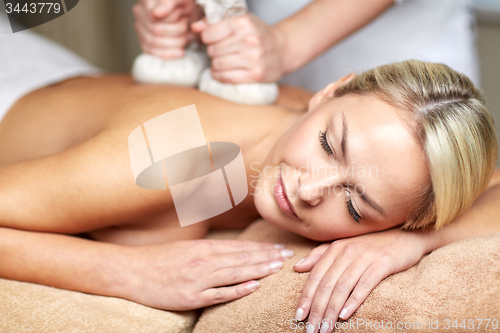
[0,226,295,310]
[420,174,500,254]
[0,227,126,297]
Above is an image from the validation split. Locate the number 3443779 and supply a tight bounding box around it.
[5,2,62,14]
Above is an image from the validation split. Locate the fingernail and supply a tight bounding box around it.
[274,244,285,249]
[294,258,305,266]
[281,249,294,258]
[306,325,315,333]
[339,308,348,319]
[246,281,259,291]
[295,307,304,321]
[269,260,283,271]
[320,321,329,333]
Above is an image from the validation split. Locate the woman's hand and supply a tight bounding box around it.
[133,0,202,59]
[191,13,287,83]
[120,239,293,311]
[293,228,430,333]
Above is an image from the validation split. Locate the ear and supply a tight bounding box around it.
[308,73,357,112]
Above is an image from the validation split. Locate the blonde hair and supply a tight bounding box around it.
[334,60,498,229]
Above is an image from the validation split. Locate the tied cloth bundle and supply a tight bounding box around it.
[196,0,279,104]
[131,2,209,87]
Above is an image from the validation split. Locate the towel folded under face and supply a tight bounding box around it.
[0,10,100,124]
[1,219,498,332]
[194,219,500,333]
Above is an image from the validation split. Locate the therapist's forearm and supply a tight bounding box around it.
[416,183,500,254]
[0,227,127,298]
[273,0,394,76]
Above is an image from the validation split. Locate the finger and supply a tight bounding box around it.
[206,36,242,57]
[136,20,189,52]
[142,4,189,35]
[135,4,159,36]
[215,248,295,270]
[150,35,189,48]
[157,7,185,23]
[337,263,389,321]
[139,0,156,11]
[150,19,190,37]
[138,9,189,38]
[293,244,330,273]
[211,53,254,72]
[204,239,283,254]
[199,280,260,307]
[142,45,185,59]
[306,261,353,333]
[200,19,235,44]
[211,68,263,84]
[133,3,152,34]
[208,258,284,287]
[152,0,184,19]
[190,17,208,34]
[293,247,338,323]
[320,262,369,333]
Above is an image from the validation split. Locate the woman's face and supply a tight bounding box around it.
[254,86,430,241]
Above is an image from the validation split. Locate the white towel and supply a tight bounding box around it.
[0,10,101,124]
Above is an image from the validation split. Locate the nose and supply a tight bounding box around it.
[297,171,344,206]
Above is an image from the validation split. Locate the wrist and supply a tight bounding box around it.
[408,227,442,255]
[98,243,137,301]
[270,24,294,76]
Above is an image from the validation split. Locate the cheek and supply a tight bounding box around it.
[253,166,279,219]
[275,114,319,162]
[299,198,370,241]
[279,130,317,169]
[304,219,365,241]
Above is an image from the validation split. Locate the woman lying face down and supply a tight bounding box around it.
[252,61,497,331]
[0,60,498,325]
[256,60,497,241]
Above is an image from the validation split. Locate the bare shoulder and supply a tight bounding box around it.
[276,85,314,112]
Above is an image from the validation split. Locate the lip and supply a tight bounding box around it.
[274,173,298,218]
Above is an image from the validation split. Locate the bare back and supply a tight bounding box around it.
[0,75,312,244]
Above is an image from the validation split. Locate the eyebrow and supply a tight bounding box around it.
[341,112,386,219]
[341,112,347,161]
[360,192,387,218]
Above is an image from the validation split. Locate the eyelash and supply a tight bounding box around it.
[319,130,361,223]
[346,191,361,223]
[318,130,333,156]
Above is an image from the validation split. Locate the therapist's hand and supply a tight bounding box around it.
[293,228,430,333]
[191,13,287,83]
[133,0,202,59]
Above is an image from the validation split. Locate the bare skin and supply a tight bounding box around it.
[1,74,499,323]
[134,0,394,83]
[0,75,316,310]
[0,74,311,244]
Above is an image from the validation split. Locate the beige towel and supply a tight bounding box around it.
[0,277,198,333]
[0,228,242,333]
[194,219,500,333]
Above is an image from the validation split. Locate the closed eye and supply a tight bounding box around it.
[346,190,361,223]
[318,130,334,157]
